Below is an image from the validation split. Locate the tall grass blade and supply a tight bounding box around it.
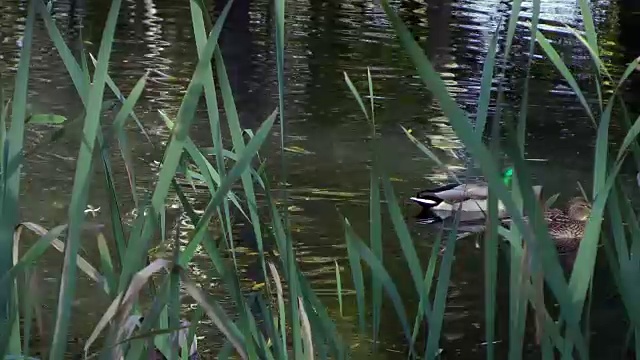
[474,23,499,137]
[0,0,34,331]
[344,218,366,334]
[334,260,343,317]
[344,222,415,354]
[344,69,383,345]
[576,0,598,58]
[274,0,287,213]
[533,28,595,124]
[117,0,233,293]
[180,271,247,359]
[410,229,443,350]
[50,0,123,355]
[425,213,459,358]
[504,0,523,54]
[212,37,269,343]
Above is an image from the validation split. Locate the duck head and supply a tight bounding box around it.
[567,197,591,221]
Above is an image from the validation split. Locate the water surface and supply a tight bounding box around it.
[1,0,639,357]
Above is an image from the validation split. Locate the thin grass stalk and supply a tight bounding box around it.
[344,69,384,346]
[212,44,272,344]
[334,260,343,317]
[344,223,415,354]
[262,175,346,358]
[189,0,239,269]
[344,218,366,334]
[366,69,383,347]
[116,1,233,295]
[484,93,500,360]
[410,229,442,354]
[0,0,34,339]
[511,0,541,353]
[474,21,499,137]
[273,0,287,223]
[425,212,460,359]
[49,0,122,357]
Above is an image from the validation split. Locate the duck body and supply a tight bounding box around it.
[543,197,590,252]
[412,181,542,223]
[502,197,591,253]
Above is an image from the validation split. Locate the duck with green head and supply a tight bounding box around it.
[411,167,543,223]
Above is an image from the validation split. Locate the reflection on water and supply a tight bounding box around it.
[1,0,639,357]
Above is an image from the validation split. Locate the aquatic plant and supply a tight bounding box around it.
[0,0,638,359]
[340,0,640,358]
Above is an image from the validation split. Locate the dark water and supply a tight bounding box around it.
[2,0,640,358]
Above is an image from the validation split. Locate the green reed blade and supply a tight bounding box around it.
[565,26,611,81]
[485,44,507,356]
[576,0,598,58]
[36,0,87,97]
[608,185,640,330]
[214,45,268,326]
[90,54,151,144]
[344,68,383,344]
[171,113,277,360]
[0,0,34,332]
[517,0,539,148]
[188,0,239,281]
[344,225,415,355]
[0,225,68,289]
[159,112,249,222]
[592,98,615,195]
[117,0,233,294]
[505,0,522,55]
[410,229,442,351]
[334,260,343,317]
[344,72,370,121]
[475,22,499,137]
[562,107,619,335]
[297,273,346,359]
[344,217,366,334]
[172,111,277,360]
[533,28,595,124]
[110,73,149,207]
[21,269,39,357]
[262,176,345,358]
[97,234,116,299]
[425,212,460,359]
[98,133,128,266]
[369,166,382,345]
[0,301,17,357]
[380,174,432,324]
[401,125,461,183]
[274,0,287,224]
[264,194,291,356]
[49,0,122,355]
[176,109,277,266]
[0,98,8,173]
[498,227,570,356]
[500,126,589,358]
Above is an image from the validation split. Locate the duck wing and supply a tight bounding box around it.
[417,183,489,203]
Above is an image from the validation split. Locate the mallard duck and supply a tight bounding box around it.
[411,167,543,222]
[542,196,591,252]
[122,315,199,360]
[502,196,591,253]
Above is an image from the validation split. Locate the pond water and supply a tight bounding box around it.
[2,0,640,358]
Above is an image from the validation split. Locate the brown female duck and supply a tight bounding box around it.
[502,196,592,253]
